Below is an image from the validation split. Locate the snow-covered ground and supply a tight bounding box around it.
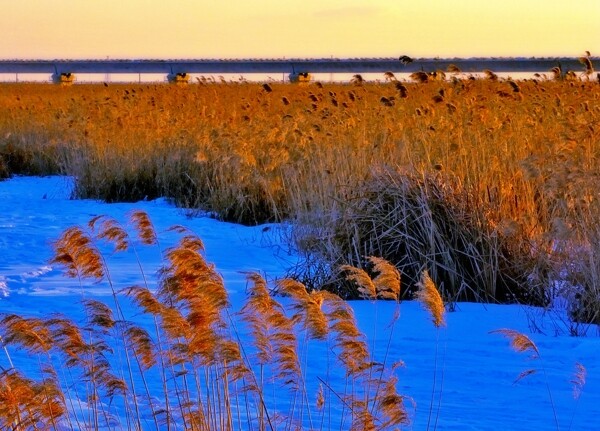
[1,176,598,431]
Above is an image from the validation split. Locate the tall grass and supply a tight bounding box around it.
[0,212,409,431]
[0,75,599,318]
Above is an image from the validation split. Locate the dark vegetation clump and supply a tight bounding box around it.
[291,168,550,306]
[0,140,64,177]
[0,157,9,180]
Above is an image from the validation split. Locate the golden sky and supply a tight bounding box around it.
[1,0,598,59]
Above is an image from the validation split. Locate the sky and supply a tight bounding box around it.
[0,0,599,59]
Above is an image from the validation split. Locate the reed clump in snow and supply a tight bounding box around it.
[294,167,549,305]
[0,212,409,431]
[0,72,599,318]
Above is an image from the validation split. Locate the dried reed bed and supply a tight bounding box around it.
[0,212,409,431]
[0,77,599,319]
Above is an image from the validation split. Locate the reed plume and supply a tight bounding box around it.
[240,272,301,388]
[410,71,429,83]
[375,367,409,428]
[83,299,116,330]
[129,210,158,246]
[50,226,104,280]
[446,64,461,73]
[379,96,395,107]
[491,328,562,429]
[432,94,444,103]
[369,256,401,301]
[483,69,498,81]
[340,265,377,299]
[508,80,521,93]
[579,55,594,77]
[341,257,401,301]
[383,71,396,82]
[278,279,329,340]
[45,317,86,369]
[415,271,445,328]
[351,74,364,85]
[159,230,230,368]
[123,323,156,370]
[429,70,446,81]
[88,215,129,252]
[551,65,562,80]
[571,362,586,400]
[0,315,53,354]
[326,295,371,377]
[395,82,408,98]
[0,369,66,430]
[490,328,539,358]
[124,285,165,316]
[350,400,376,431]
[315,383,325,411]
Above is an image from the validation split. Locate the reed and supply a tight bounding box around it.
[416,271,445,328]
[1,73,599,320]
[415,271,446,430]
[0,213,413,430]
[490,328,587,430]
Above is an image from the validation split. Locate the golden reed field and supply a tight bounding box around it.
[1,75,600,316]
[0,73,598,430]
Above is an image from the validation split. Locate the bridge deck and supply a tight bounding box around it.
[0,57,591,75]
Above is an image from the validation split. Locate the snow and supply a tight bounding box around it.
[0,176,598,431]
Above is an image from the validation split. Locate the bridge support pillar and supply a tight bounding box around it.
[167,72,190,84]
[52,72,75,85]
[289,72,311,83]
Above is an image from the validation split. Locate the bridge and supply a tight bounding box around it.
[0,57,592,82]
